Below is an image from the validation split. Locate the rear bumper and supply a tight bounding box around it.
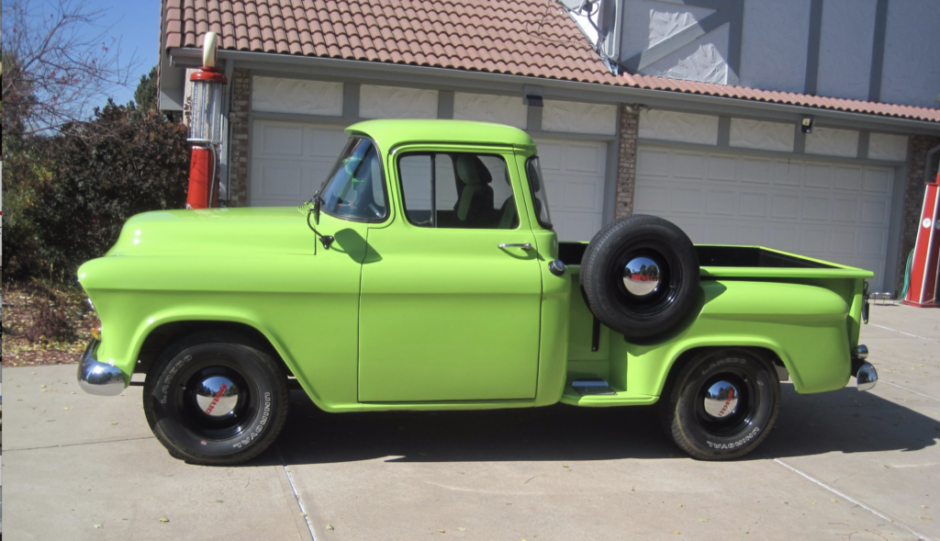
[77,339,128,396]
[851,344,878,392]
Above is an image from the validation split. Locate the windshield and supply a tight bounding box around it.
[526,156,553,229]
[319,137,388,222]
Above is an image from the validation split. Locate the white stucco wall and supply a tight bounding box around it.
[817,0,877,101]
[805,127,859,158]
[359,85,438,119]
[740,0,811,94]
[252,76,343,116]
[453,93,527,129]
[639,109,718,145]
[542,100,617,135]
[868,133,908,162]
[730,119,795,152]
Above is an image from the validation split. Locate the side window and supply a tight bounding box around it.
[398,153,519,229]
[320,137,388,222]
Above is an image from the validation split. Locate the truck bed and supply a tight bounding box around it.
[557,242,872,406]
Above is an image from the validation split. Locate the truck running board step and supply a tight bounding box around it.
[572,379,616,396]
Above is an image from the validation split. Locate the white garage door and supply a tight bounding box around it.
[250,121,349,207]
[534,138,608,242]
[634,147,895,290]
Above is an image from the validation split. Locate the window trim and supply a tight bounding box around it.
[395,150,521,231]
[319,136,391,224]
[526,156,554,230]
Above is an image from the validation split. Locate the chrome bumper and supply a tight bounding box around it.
[77,340,128,396]
[851,344,877,392]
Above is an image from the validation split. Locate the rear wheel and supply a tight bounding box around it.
[143,331,289,465]
[661,349,780,460]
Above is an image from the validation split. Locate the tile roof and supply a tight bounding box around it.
[163,0,940,124]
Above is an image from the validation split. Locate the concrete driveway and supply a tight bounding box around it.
[3,304,939,541]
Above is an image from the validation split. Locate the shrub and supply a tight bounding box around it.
[2,102,191,283]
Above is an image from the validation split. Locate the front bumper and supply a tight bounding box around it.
[77,339,128,396]
[851,344,878,392]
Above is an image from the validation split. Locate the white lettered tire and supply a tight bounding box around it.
[143,331,289,465]
[661,349,780,460]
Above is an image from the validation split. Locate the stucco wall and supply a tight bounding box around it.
[816,0,877,101]
[881,0,940,107]
[740,0,811,94]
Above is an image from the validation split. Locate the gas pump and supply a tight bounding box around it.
[903,152,940,307]
[186,32,228,209]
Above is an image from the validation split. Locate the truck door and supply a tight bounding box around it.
[358,146,542,402]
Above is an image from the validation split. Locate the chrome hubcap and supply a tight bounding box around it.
[623,256,661,297]
[703,380,740,419]
[194,375,240,417]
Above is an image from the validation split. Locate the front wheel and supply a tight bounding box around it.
[143,331,289,465]
[661,349,780,460]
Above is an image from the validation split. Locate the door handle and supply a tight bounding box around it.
[498,243,532,250]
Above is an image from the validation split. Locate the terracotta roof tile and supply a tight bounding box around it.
[164,0,940,123]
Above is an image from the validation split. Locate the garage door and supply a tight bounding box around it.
[250,121,349,207]
[534,138,607,242]
[634,147,895,290]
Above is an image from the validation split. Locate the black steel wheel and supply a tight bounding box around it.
[581,215,700,339]
[662,349,780,460]
[144,331,289,465]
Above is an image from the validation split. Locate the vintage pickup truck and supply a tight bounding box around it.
[78,119,878,465]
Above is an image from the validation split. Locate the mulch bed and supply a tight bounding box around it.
[2,283,99,367]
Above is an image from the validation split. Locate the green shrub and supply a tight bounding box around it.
[3,102,191,283]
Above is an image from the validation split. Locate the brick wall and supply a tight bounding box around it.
[894,134,940,294]
[614,104,640,218]
[227,68,251,207]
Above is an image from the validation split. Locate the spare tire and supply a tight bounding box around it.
[580,215,700,340]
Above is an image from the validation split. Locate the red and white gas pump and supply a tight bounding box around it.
[186,32,227,209]
[903,151,940,308]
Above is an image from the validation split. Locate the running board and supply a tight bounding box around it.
[572,378,616,396]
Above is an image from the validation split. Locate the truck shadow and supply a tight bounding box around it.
[258,384,939,466]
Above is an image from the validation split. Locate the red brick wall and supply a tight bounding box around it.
[614,104,640,218]
[227,68,251,207]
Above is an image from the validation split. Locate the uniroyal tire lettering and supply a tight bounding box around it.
[232,392,273,448]
[706,427,761,450]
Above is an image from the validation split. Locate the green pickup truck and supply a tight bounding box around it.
[78,119,877,465]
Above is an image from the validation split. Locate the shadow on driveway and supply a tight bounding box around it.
[246,384,940,466]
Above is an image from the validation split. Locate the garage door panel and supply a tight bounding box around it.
[771,194,800,219]
[739,192,768,217]
[635,147,895,290]
[534,138,608,242]
[707,155,737,181]
[862,169,891,193]
[802,196,829,221]
[251,121,348,207]
[673,153,703,179]
[805,164,831,189]
[671,187,704,214]
[772,161,802,186]
[831,198,859,223]
[637,149,672,177]
[861,200,889,224]
[833,167,862,191]
[706,189,736,215]
[739,158,772,184]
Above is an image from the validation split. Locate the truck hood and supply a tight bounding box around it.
[105,207,316,257]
